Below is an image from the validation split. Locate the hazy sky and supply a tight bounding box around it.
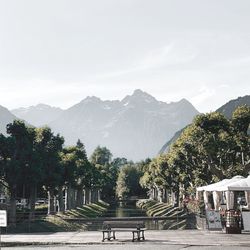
[0,0,250,112]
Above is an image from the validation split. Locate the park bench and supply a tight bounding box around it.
[102,220,146,242]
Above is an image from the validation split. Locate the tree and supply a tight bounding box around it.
[90,146,118,201]
[2,120,36,225]
[231,105,250,168]
[35,127,64,214]
[60,140,94,209]
[116,164,146,199]
[90,146,112,166]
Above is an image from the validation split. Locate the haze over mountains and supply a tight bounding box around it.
[1,89,199,160]
[12,104,63,127]
[216,95,250,119]
[159,95,250,154]
[0,105,19,135]
[49,89,199,160]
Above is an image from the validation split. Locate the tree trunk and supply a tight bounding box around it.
[58,187,65,212]
[47,189,56,215]
[97,190,101,201]
[66,185,76,210]
[67,185,72,210]
[175,185,180,207]
[148,188,153,199]
[72,188,76,209]
[9,190,17,226]
[154,187,158,201]
[93,189,98,202]
[157,187,163,202]
[76,187,84,207]
[94,189,98,202]
[171,190,175,206]
[242,152,245,165]
[91,189,97,203]
[64,186,68,210]
[162,188,168,203]
[29,185,37,221]
[85,188,90,204]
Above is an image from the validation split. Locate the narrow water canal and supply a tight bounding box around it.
[87,200,162,230]
[104,200,146,217]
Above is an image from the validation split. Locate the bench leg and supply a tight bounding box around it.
[137,231,140,241]
[142,230,145,240]
[102,230,114,242]
[103,231,109,242]
[102,231,105,242]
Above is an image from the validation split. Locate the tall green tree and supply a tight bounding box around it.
[35,127,64,214]
[116,163,146,199]
[1,120,36,224]
[90,146,118,201]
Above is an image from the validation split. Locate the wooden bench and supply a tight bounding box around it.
[102,221,146,242]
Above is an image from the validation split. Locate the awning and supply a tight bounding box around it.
[196,176,244,192]
[217,175,250,191]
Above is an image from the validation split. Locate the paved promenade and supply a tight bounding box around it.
[1,230,250,248]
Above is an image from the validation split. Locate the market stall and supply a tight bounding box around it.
[196,175,250,233]
[216,175,250,232]
[196,176,244,210]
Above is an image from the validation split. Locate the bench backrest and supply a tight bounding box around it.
[103,221,145,230]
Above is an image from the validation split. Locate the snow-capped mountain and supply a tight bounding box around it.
[48,89,199,160]
[12,104,63,127]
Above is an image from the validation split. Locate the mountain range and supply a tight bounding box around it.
[159,95,250,154]
[216,95,250,119]
[0,105,19,135]
[12,104,63,127]
[0,89,199,160]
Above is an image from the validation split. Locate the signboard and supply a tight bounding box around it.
[206,210,222,230]
[0,210,7,227]
[242,212,250,231]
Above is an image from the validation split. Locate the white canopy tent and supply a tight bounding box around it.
[196,176,245,210]
[197,176,244,192]
[216,175,250,191]
[197,179,230,192]
[216,176,250,210]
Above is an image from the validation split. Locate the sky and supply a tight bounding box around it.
[0,0,250,113]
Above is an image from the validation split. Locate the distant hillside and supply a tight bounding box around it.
[12,104,63,127]
[159,95,250,155]
[47,89,199,160]
[0,105,20,135]
[159,126,188,155]
[216,95,250,118]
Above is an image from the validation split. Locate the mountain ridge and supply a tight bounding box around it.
[0,105,23,135]
[12,104,64,127]
[2,89,199,160]
[48,89,199,160]
[159,95,250,155]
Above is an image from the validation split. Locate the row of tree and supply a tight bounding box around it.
[0,120,124,225]
[1,105,249,224]
[140,105,250,206]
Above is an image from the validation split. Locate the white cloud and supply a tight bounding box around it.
[190,85,216,107]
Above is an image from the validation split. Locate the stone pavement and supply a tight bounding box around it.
[1,230,250,247]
